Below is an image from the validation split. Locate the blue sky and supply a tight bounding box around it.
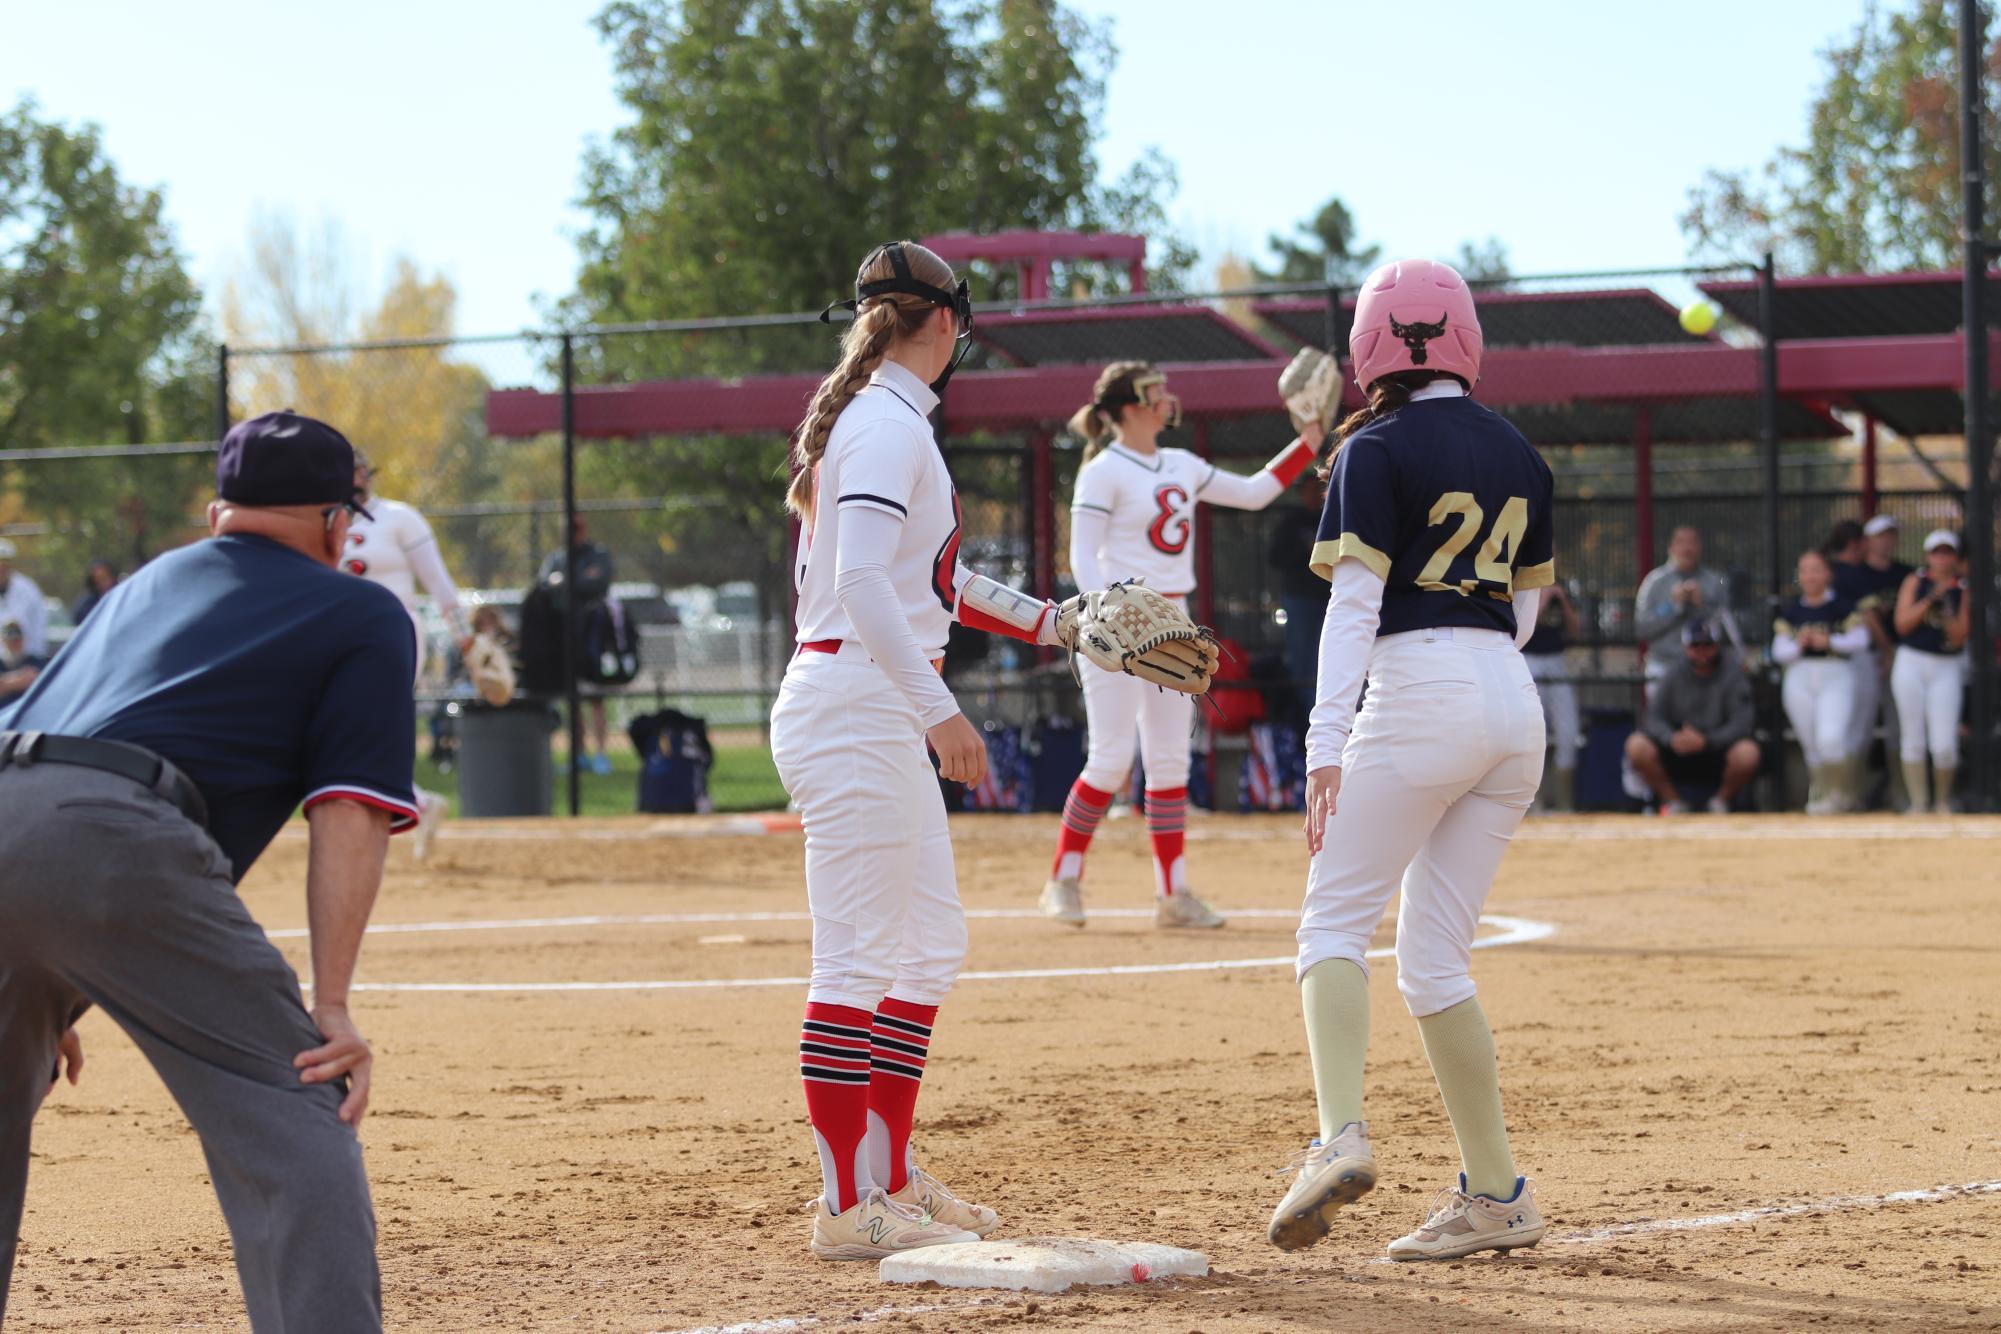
[9,0,1872,337]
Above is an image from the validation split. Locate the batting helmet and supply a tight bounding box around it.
[1348,259,1483,393]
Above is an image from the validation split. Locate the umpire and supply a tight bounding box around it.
[0,411,419,1331]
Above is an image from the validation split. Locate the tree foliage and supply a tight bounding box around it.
[0,100,210,576]
[1251,197,1380,286]
[1681,0,2001,272]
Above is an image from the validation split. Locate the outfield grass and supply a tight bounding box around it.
[414,742,786,818]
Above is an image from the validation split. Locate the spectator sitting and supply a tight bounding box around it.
[0,539,48,659]
[71,558,119,625]
[1634,525,1741,682]
[1624,618,1762,814]
[0,620,44,706]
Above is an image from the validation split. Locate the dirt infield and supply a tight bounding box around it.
[10,813,2000,1331]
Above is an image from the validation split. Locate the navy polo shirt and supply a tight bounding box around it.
[1310,396,1556,637]
[1,534,419,881]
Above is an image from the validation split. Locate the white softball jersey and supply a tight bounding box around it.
[344,497,464,631]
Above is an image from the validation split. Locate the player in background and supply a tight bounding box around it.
[1521,582,1580,811]
[1040,362,1322,929]
[1891,530,1971,813]
[344,449,472,858]
[1267,260,1555,1261]
[1772,549,1870,814]
[772,241,1114,1261]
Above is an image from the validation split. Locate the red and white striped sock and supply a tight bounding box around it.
[799,1002,875,1212]
[1145,786,1189,897]
[1052,779,1114,882]
[866,997,938,1194]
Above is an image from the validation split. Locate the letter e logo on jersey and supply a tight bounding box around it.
[345,558,369,577]
[1389,314,1448,366]
[931,491,964,611]
[1147,484,1191,555]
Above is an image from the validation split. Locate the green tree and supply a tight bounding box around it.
[0,100,210,575]
[1453,237,1512,283]
[1252,197,1380,285]
[1681,0,2001,272]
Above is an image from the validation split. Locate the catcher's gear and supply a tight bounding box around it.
[466,633,516,707]
[1278,347,1341,435]
[1056,581,1220,694]
[1350,259,1484,392]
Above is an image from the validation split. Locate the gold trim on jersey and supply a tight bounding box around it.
[1514,560,1556,591]
[1309,535,1391,582]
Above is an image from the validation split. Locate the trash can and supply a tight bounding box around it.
[456,697,555,817]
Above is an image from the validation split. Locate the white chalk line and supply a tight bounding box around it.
[266,907,1306,940]
[652,1179,2001,1334]
[332,914,1555,993]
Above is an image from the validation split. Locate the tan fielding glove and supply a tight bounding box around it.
[1054,581,1221,694]
[466,634,516,707]
[1278,347,1341,435]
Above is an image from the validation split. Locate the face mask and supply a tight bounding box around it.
[821,242,974,396]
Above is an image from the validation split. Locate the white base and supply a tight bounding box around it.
[878,1237,1209,1293]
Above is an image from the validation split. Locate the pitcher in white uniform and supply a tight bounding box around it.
[1039,361,1321,930]
[771,241,1120,1262]
[344,450,472,859]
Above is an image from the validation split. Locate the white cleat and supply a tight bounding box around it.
[809,1187,978,1261]
[1154,889,1225,929]
[890,1166,1000,1237]
[1040,877,1085,926]
[411,790,448,861]
[1267,1121,1376,1251]
[1386,1175,1545,1261]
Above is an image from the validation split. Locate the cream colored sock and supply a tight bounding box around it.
[1300,959,1369,1143]
[1903,760,1931,812]
[1416,997,1519,1200]
[1933,766,1956,813]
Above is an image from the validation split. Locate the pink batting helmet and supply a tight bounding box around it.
[1348,259,1484,392]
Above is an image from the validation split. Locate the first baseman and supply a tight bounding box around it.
[0,411,418,1331]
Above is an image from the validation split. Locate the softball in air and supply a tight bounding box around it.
[1679,300,1719,336]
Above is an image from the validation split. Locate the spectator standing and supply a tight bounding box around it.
[0,540,47,659]
[1772,550,1870,813]
[1854,515,1916,806]
[0,621,44,707]
[1522,583,1582,810]
[1267,478,1327,727]
[1822,519,1881,808]
[1623,619,1762,813]
[70,559,118,626]
[1634,526,1740,682]
[539,515,616,774]
[1891,530,1971,814]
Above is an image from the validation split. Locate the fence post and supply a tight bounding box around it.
[1633,405,1654,599]
[561,333,582,818]
[1757,253,1782,632]
[214,342,230,440]
[1860,416,1879,518]
[1960,0,1996,811]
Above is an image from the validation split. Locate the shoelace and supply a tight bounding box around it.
[1414,1182,1470,1229]
[1274,1142,1324,1178]
[859,1187,930,1223]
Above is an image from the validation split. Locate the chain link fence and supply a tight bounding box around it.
[4,260,1993,813]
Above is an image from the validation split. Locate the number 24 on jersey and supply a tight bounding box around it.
[1416,492,1529,599]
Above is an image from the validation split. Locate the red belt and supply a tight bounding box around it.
[798,639,943,672]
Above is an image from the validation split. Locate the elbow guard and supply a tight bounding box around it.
[957,574,1054,644]
[1265,438,1318,489]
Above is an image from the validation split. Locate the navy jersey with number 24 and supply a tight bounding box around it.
[1310,396,1555,636]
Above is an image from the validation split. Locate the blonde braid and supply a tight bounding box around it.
[787,302,900,517]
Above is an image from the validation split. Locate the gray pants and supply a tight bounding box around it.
[0,764,380,1332]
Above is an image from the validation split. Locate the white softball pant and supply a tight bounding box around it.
[1843,649,1881,758]
[1080,659,1194,791]
[1297,627,1545,1018]
[769,646,967,1011]
[1891,647,1965,768]
[1522,651,1579,770]
[1781,657,1858,767]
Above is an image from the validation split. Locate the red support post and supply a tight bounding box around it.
[1861,414,1879,516]
[1030,428,1057,664]
[1634,404,1655,590]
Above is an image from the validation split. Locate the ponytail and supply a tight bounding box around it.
[1069,403,1113,461]
[1319,371,1444,476]
[786,303,900,517]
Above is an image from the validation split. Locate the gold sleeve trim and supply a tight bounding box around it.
[1309,534,1391,582]
[1514,560,1556,591]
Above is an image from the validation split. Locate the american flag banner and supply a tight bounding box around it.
[1239,722,1307,812]
[964,723,1032,812]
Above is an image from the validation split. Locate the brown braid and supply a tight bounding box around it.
[787,241,960,518]
[1318,369,1451,477]
[1069,360,1157,462]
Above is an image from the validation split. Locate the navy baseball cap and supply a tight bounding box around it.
[216,410,373,518]
[1682,618,1720,646]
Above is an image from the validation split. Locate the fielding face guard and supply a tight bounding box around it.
[1348,259,1484,394]
[821,241,974,393]
[1096,368,1181,432]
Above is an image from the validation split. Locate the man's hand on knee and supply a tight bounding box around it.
[296,1004,373,1126]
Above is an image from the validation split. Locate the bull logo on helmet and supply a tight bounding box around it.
[1388,314,1449,365]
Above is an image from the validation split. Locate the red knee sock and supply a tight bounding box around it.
[1145,786,1188,897]
[866,997,938,1194]
[1052,779,1114,882]
[800,1002,874,1212]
